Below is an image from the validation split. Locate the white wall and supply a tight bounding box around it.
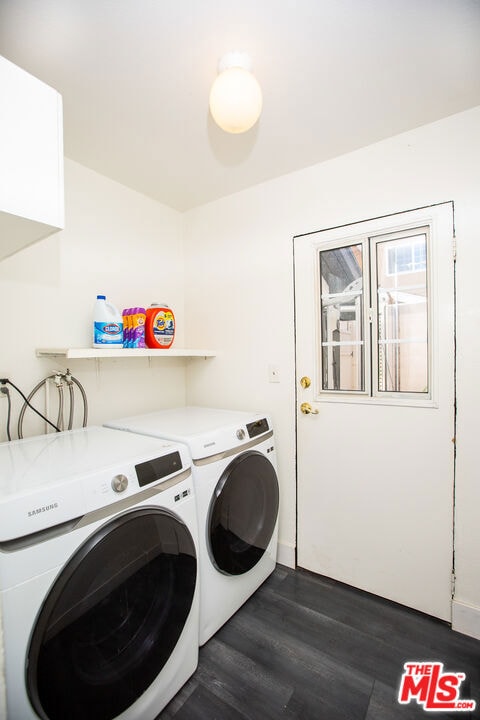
[184,106,480,637]
[0,158,187,441]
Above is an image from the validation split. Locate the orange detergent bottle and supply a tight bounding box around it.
[145,303,175,349]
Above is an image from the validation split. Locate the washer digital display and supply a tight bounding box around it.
[135,451,182,487]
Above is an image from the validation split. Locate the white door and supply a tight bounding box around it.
[294,203,455,621]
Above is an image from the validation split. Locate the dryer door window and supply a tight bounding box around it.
[26,508,197,720]
[208,451,279,575]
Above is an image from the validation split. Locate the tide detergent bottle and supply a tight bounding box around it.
[93,295,123,348]
[145,303,175,349]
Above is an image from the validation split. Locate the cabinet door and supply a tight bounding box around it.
[0,56,64,260]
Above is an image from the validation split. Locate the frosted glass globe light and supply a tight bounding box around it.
[209,54,262,134]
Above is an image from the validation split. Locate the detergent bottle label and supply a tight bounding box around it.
[153,310,174,346]
[94,321,123,345]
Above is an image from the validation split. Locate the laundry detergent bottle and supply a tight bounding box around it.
[145,303,175,349]
[93,294,123,348]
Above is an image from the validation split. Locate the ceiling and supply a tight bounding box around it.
[1,0,480,212]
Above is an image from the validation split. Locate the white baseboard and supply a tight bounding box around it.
[452,599,480,641]
[276,541,295,569]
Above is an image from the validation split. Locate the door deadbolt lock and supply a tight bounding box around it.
[300,402,319,415]
[300,376,311,389]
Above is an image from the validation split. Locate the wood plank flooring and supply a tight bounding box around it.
[159,565,480,720]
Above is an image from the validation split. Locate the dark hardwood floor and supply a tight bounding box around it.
[159,565,480,720]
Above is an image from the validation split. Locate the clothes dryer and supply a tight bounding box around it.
[0,426,199,720]
[105,407,279,646]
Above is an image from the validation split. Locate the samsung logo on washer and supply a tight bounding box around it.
[28,502,59,518]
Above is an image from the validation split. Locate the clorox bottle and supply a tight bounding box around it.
[93,294,123,348]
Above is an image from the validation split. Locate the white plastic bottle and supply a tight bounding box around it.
[93,294,123,348]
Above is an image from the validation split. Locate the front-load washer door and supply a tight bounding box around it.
[208,450,279,575]
[26,507,197,720]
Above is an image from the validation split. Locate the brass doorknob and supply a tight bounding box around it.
[300,402,319,415]
[300,376,311,389]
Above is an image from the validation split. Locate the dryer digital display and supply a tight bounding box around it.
[135,451,182,487]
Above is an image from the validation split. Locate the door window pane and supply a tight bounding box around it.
[376,233,429,393]
[319,244,364,391]
[387,237,426,275]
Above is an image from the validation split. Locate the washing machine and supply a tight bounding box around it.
[105,407,279,646]
[0,426,199,720]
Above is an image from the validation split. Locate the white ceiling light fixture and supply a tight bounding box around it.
[209,52,263,134]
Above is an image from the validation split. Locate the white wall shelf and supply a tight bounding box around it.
[36,348,216,359]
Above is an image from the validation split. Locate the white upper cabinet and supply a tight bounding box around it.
[0,56,64,261]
